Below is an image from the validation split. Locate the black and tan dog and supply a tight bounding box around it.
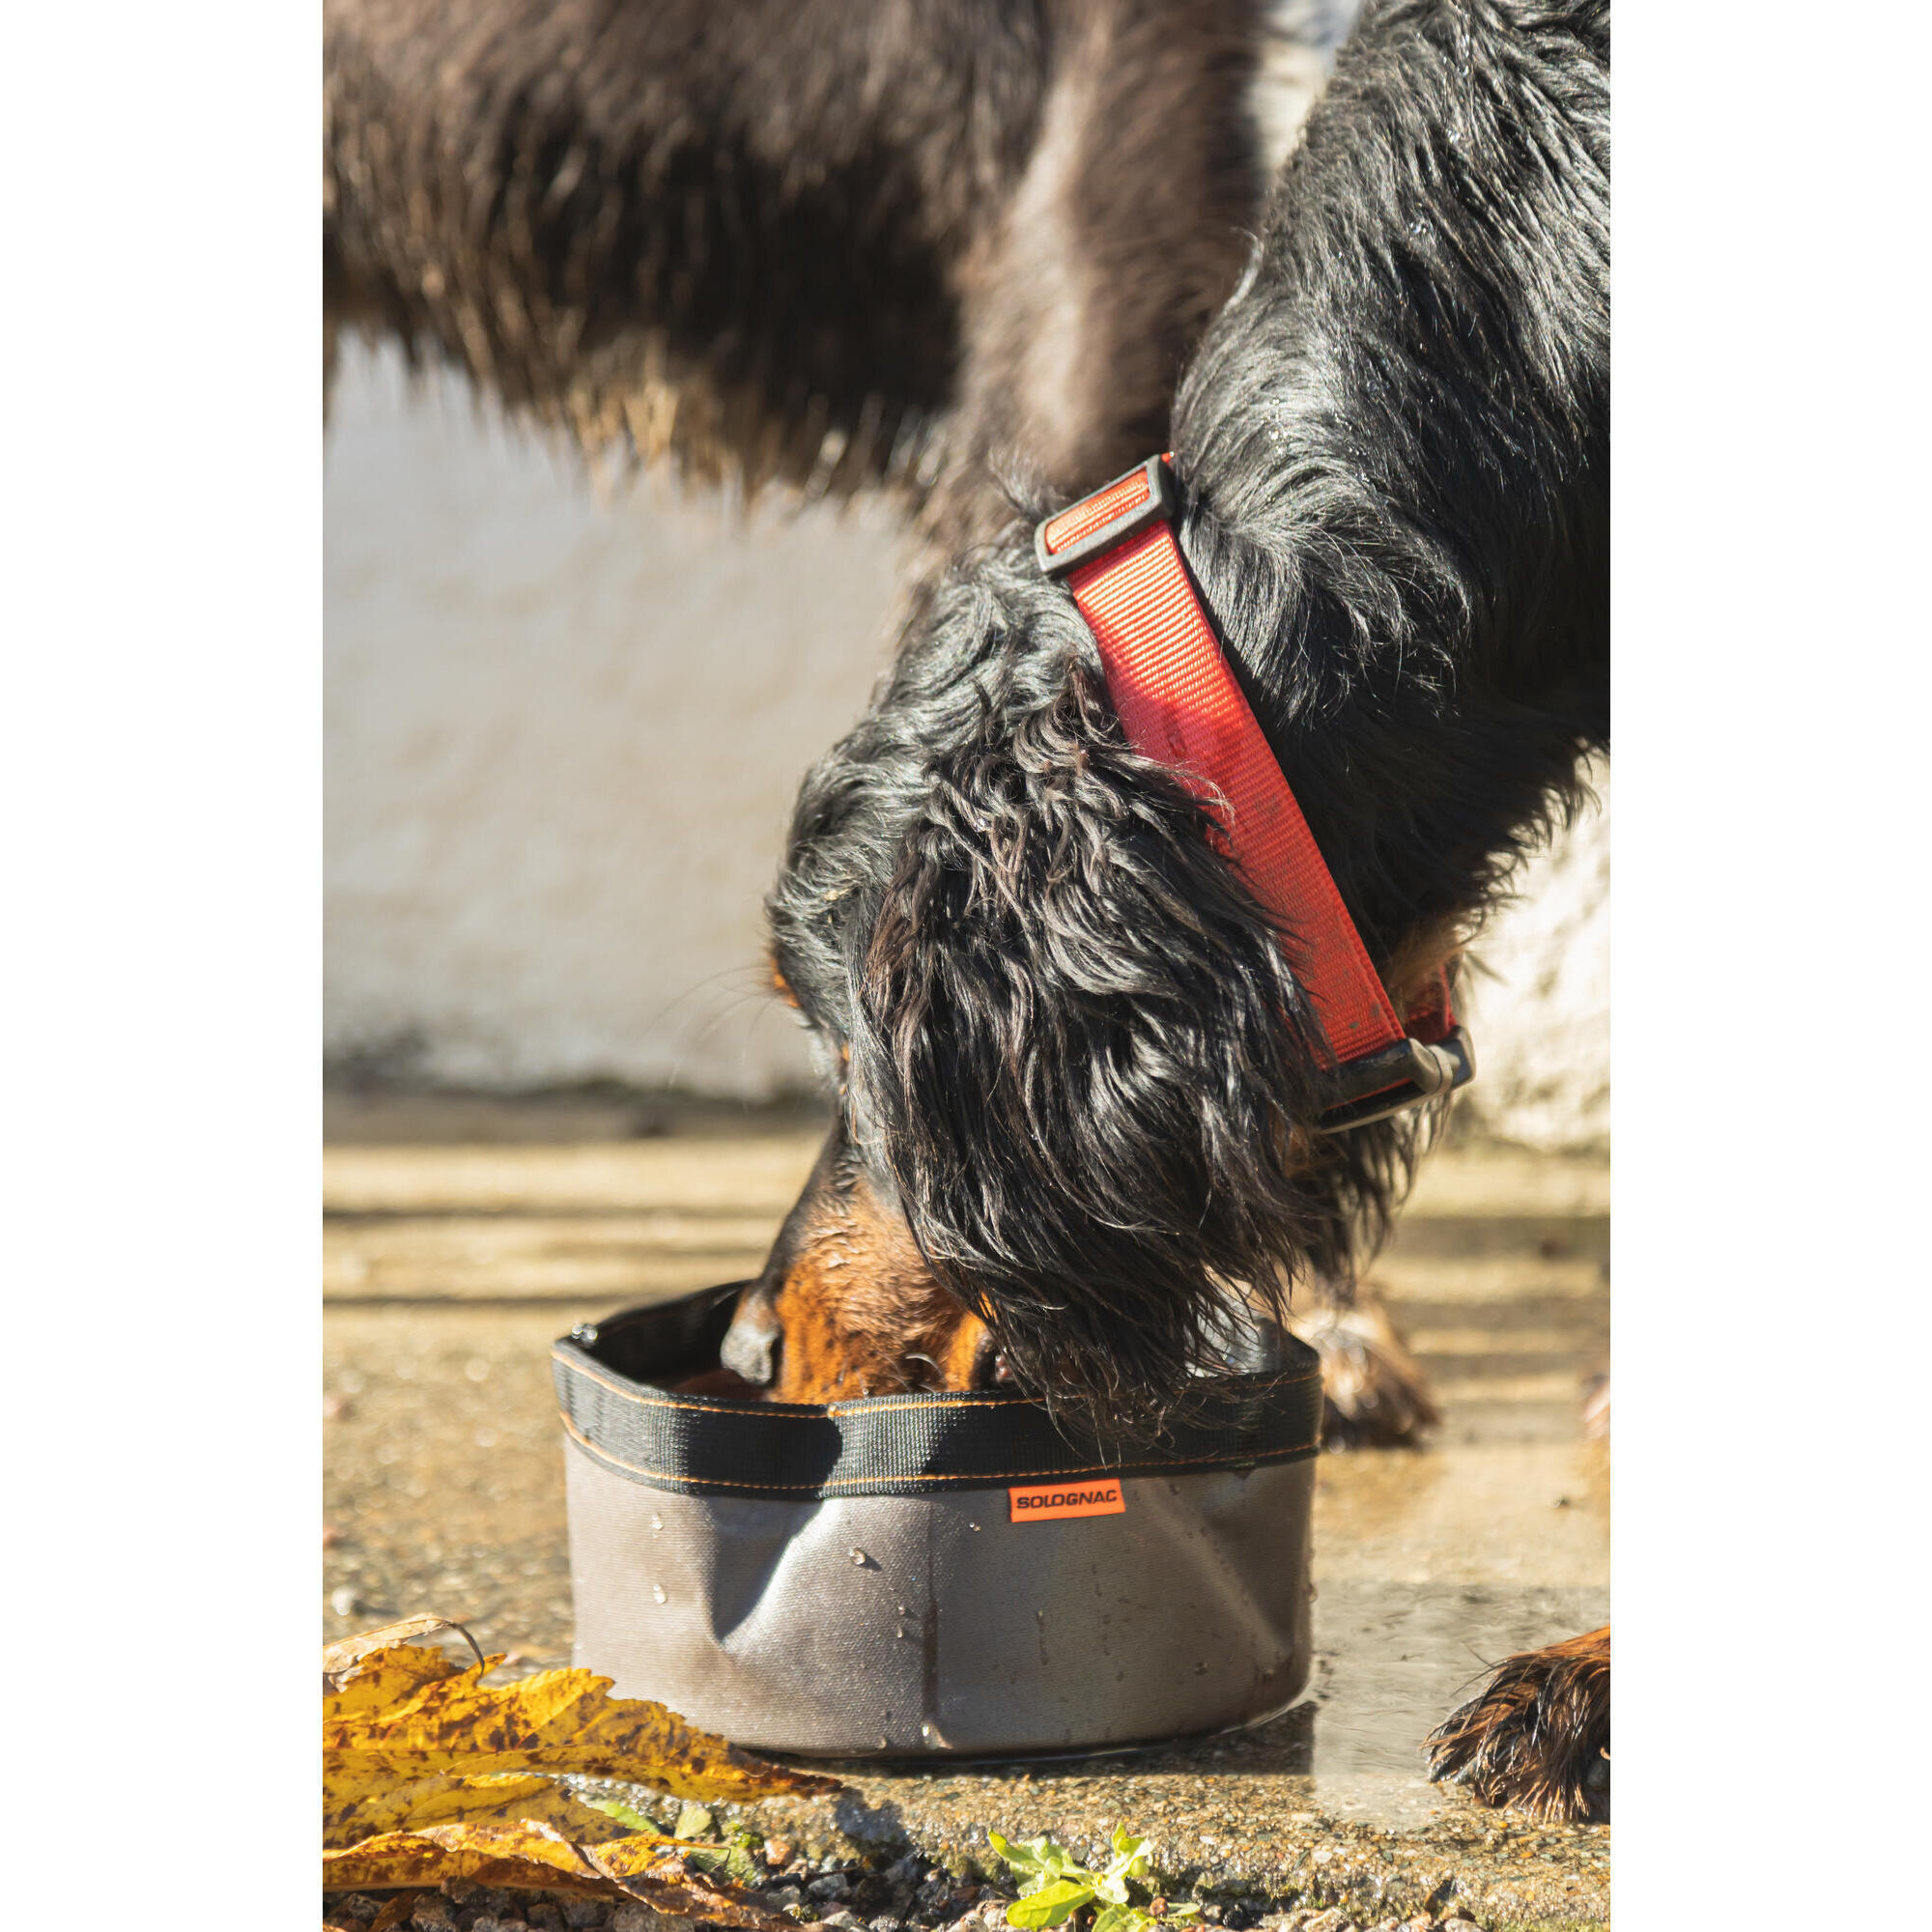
[736,0,1610,1818]
[326,0,1438,1438]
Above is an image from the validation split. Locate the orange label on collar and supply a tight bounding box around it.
[1008,1479,1126,1522]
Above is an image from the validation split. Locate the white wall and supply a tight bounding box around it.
[326,343,914,1097]
[1458,760,1609,1152]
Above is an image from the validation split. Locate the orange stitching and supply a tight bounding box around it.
[553,1347,1316,1418]
[554,1349,1041,1416]
[554,1350,830,1418]
[558,1411,1317,1494]
[831,1379,1314,1417]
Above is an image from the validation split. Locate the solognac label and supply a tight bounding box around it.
[1008,1479,1126,1522]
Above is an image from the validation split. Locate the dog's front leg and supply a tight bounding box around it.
[1425,1624,1610,1822]
[1288,1279,1440,1449]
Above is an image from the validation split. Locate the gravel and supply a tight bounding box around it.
[327,1859,1505,1932]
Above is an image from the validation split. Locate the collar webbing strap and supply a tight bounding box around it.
[1037,457,1467,1121]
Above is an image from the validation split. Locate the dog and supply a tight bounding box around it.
[326,0,1441,1438]
[325,0,1267,552]
[734,0,1610,1818]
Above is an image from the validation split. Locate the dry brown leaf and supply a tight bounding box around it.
[324,1770,637,1849]
[325,1649,838,1802]
[365,1894,419,1932]
[323,1615,484,1690]
[323,1820,787,1923]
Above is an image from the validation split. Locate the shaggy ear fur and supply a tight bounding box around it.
[773,554,1427,1428]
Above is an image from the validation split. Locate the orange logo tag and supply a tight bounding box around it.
[1008,1479,1126,1522]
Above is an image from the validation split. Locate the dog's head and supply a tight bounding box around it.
[716,0,1609,1427]
[728,530,1437,1429]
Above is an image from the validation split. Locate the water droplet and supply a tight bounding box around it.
[650,1513,663,1533]
[651,1583,668,1605]
[968,1522,980,1532]
[895,1625,906,1640]
[877,1735,890,1749]
[920,1722,935,1742]
[896,1604,908,1615]
[849,1548,869,1566]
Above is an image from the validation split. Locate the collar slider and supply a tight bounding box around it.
[1035,455,1178,580]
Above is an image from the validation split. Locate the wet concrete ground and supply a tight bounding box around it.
[324,1094,1608,1928]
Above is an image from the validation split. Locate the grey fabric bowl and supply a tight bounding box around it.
[554,1284,1320,1758]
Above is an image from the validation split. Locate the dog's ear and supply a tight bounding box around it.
[845,658,1406,1427]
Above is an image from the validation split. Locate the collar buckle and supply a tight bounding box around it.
[1035,455,1179,580]
[1316,1026,1477,1132]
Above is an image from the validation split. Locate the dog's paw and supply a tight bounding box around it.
[1426,1625,1610,1823]
[1288,1287,1440,1449]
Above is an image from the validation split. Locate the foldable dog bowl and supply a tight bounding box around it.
[554,1284,1321,1758]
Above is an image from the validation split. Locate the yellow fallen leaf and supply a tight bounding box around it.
[322,1619,836,1916]
[324,1771,635,1849]
[324,1643,466,1723]
[323,1820,787,1922]
[325,1650,838,1802]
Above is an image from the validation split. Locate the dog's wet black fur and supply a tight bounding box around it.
[325,0,1265,544]
[766,0,1609,1427]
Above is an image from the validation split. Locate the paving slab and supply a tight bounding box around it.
[324,1099,1608,1928]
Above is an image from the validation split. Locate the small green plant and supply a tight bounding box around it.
[682,1827,766,1886]
[578,1793,657,1833]
[579,1795,763,1885]
[988,1825,1201,1932]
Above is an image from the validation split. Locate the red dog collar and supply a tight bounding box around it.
[1037,455,1473,1130]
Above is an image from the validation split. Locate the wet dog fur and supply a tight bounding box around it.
[755,0,1608,1418]
[325,0,1266,548]
[747,0,1610,1816]
[1429,1625,1611,1821]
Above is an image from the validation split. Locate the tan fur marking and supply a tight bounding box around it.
[765,1172,991,1404]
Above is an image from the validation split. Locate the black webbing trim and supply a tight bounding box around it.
[552,1292,1322,1502]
